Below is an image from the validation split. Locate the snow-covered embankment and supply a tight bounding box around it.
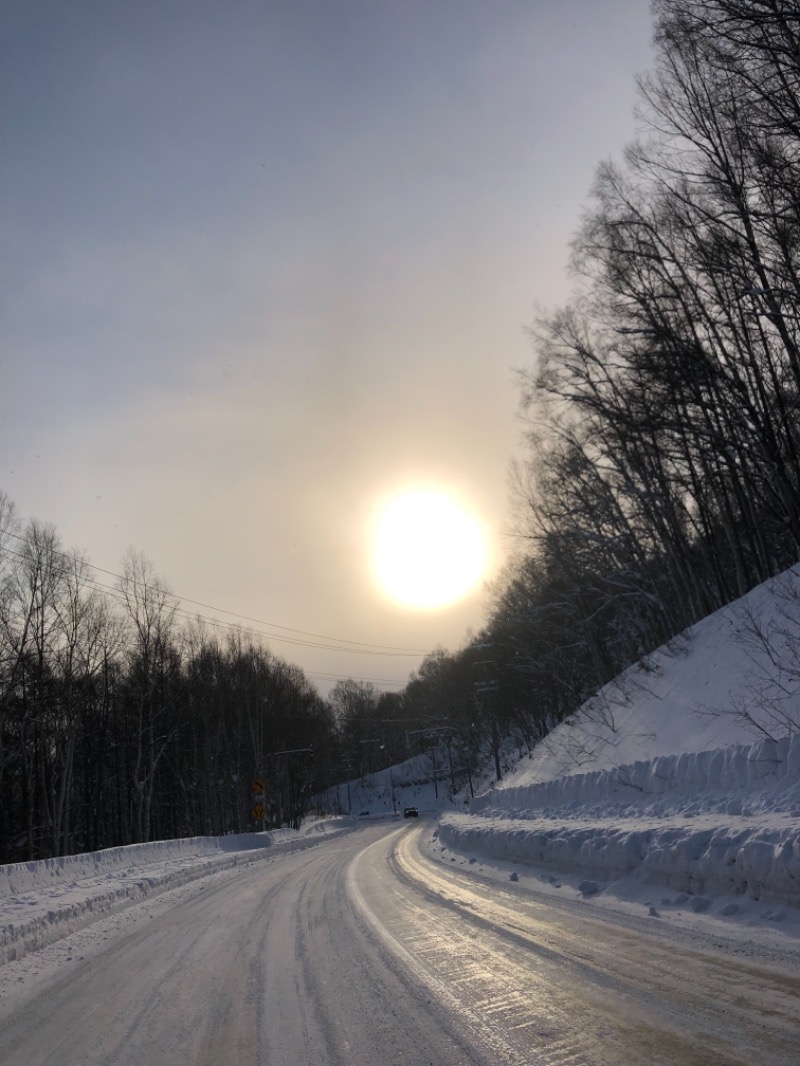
[441,735,800,906]
[1,818,354,965]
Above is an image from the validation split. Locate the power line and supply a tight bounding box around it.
[306,671,406,687]
[0,529,429,655]
[0,543,424,659]
[0,542,419,698]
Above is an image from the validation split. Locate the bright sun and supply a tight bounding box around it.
[372,489,487,610]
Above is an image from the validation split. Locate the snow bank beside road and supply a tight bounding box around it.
[471,734,800,820]
[441,571,800,913]
[440,811,800,906]
[444,736,800,908]
[0,819,354,966]
[0,833,271,899]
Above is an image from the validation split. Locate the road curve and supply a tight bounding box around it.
[0,821,798,1065]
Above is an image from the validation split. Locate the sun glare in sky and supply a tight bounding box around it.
[372,489,487,611]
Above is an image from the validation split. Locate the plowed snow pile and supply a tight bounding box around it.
[440,567,800,914]
[0,819,353,965]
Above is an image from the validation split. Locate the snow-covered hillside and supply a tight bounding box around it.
[437,566,800,925]
[505,566,800,786]
[317,750,467,818]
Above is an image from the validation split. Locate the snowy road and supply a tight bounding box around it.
[1,822,798,1065]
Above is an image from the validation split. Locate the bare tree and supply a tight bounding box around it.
[117,550,180,843]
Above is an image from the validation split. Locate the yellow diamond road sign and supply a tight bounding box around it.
[252,778,265,795]
[251,804,265,820]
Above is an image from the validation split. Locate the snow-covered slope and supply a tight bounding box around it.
[317,750,468,817]
[438,566,800,919]
[502,566,800,787]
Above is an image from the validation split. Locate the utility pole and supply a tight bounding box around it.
[269,747,314,829]
[473,683,503,783]
[473,650,502,782]
[446,735,455,799]
[465,745,474,798]
[341,760,353,813]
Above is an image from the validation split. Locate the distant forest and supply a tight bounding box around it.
[4,0,800,862]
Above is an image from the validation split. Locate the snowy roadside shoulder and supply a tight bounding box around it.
[0,818,355,966]
[438,809,800,906]
[425,817,800,946]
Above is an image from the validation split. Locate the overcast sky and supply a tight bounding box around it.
[1,0,654,692]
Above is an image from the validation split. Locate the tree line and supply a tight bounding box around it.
[488,0,800,741]
[0,489,490,863]
[0,492,493,863]
[0,494,342,863]
[374,0,800,767]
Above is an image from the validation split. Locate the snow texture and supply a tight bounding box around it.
[441,567,800,913]
[0,819,353,965]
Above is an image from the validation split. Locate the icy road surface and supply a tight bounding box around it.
[1,823,798,1065]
